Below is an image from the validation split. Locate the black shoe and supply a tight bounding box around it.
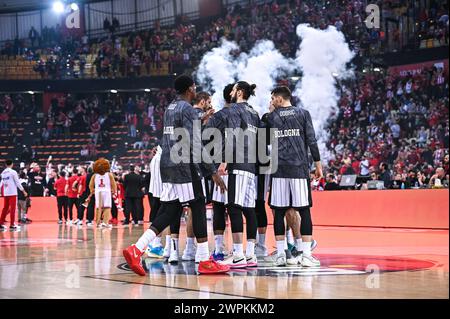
[25,218,33,224]
[122,220,129,225]
[290,247,301,258]
[285,249,293,259]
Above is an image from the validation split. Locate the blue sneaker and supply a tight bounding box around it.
[211,252,225,261]
[311,239,318,251]
[288,240,317,254]
[287,242,296,253]
[147,246,165,259]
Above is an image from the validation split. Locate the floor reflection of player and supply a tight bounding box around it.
[94,229,112,276]
[0,233,21,290]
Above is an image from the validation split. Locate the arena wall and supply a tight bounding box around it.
[15,189,449,229]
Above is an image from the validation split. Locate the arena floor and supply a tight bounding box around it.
[0,222,448,299]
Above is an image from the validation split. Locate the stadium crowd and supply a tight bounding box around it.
[2,59,449,197]
[0,0,448,80]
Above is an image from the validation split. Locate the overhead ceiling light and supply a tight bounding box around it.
[28,91,34,95]
[53,1,65,13]
[70,3,79,11]
[144,89,151,92]
[110,89,118,94]
[290,76,300,81]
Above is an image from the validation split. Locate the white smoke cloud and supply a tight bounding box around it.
[238,40,295,115]
[196,39,294,115]
[195,25,354,164]
[293,24,355,162]
[195,39,239,108]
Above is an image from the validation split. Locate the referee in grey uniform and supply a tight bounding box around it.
[265,86,323,268]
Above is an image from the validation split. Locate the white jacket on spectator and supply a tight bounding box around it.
[0,168,24,196]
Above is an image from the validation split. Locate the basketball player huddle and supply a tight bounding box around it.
[123,75,322,275]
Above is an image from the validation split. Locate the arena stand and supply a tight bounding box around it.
[0,0,448,191]
[0,0,448,80]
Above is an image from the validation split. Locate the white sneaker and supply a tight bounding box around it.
[138,221,144,225]
[86,221,94,227]
[275,254,287,267]
[168,249,179,264]
[255,244,269,257]
[284,249,298,266]
[301,254,321,267]
[287,255,299,266]
[97,223,104,229]
[73,219,80,225]
[219,254,247,269]
[246,255,258,267]
[0,225,8,231]
[76,220,83,226]
[163,245,171,258]
[66,220,72,225]
[181,249,196,261]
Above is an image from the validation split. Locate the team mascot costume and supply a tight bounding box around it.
[88,158,117,228]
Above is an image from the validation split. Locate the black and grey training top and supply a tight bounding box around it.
[193,107,205,121]
[204,107,229,168]
[159,98,216,183]
[265,106,320,179]
[223,102,262,175]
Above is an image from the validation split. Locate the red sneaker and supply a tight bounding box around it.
[198,258,230,274]
[123,245,146,276]
[110,218,118,226]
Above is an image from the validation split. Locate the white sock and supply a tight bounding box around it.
[233,243,244,256]
[214,235,224,254]
[164,235,171,250]
[246,241,255,257]
[152,236,162,248]
[172,238,179,252]
[186,237,195,252]
[284,238,288,250]
[295,238,302,251]
[196,242,209,262]
[276,240,285,257]
[258,233,266,247]
[301,241,312,257]
[287,229,294,245]
[135,229,156,252]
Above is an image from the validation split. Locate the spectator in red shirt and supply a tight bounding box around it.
[142,132,151,149]
[54,171,68,224]
[87,141,97,160]
[66,169,79,224]
[90,120,101,144]
[73,166,87,225]
[351,158,361,175]
[0,110,8,131]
